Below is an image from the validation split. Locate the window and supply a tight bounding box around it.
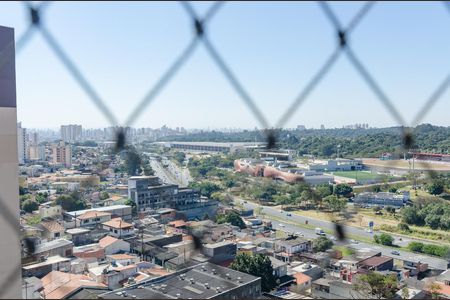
[54,232,60,238]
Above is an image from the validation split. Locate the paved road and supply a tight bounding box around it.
[238,200,419,247]
[236,200,449,270]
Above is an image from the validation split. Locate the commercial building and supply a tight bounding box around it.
[98,262,262,299]
[354,191,410,208]
[164,141,264,154]
[60,124,82,143]
[128,176,218,219]
[51,141,72,167]
[64,205,133,222]
[259,149,296,161]
[304,158,363,172]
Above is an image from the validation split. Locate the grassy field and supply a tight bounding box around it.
[332,170,381,180]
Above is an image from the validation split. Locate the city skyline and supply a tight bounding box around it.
[1,1,450,129]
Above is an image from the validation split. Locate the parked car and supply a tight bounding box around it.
[279,224,285,228]
[286,213,292,217]
[391,250,400,255]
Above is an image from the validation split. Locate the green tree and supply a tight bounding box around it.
[100,191,110,200]
[35,192,49,204]
[353,272,398,299]
[230,253,277,292]
[19,186,27,195]
[124,148,142,176]
[334,184,353,197]
[142,164,155,176]
[408,241,424,252]
[373,233,394,246]
[401,287,410,300]
[427,179,444,195]
[313,236,334,252]
[22,200,39,213]
[316,184,333,199]
[173,151,186,165]
[55,194,86,212]
[397,223,410,232]
[401,206,423,226]
[323,195,347,212]
[124,198,137,215]
[189,181,222,198]
[216,211,246,229]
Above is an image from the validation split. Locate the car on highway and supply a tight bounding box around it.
[286,213,292,216]
[295,232,304,237]
[330,236,337,241]
[391,250,400,255]
[279,224,285,228]
[350,239,359,244]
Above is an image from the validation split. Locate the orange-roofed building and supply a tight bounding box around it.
[106,254,140,266]
[98,235,130,255]
[40,271,107,299]
[102,218,134,238]
[76,211,111,227]
[39,220,65,241]
[293,273,312,291]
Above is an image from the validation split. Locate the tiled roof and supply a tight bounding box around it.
[41,220,65,233]
[294,273,312,285]
[98,235,119,248]
[77,211,111,220]
[168,220,186,228]
[107,254,136,260]
[359,255,393,267]
[41,271,106,299]
[102,218,133,229]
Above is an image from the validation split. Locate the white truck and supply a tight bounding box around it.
[315,227,325,235]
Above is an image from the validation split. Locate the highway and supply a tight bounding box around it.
[237,199,449,270]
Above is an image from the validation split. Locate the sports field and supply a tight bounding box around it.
[362,158,450,171]
[332,170,380,180]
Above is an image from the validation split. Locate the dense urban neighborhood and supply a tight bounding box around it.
[15,124,450,299]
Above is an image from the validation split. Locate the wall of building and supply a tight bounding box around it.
[0,26,21,298]
[104,240,130,256]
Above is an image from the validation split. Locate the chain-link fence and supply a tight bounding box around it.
[2,1,450,297]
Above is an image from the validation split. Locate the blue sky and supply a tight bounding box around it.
[2,1,450,129]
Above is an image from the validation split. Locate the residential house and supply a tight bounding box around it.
[102,218,134,238]
[22,255,71,278]
[77,211,111,228]
[22,277,43,299]
[39,205,62,219]
[202,240,237,264]
[73,244,105,261]
[275,236,312,261]
[106,254,140,266]
[39,220,65,241]
[98,235,130,255]
[32,238,73,261]
[40,270,107,299]
[357,255,394,272]
[66,228,92,246]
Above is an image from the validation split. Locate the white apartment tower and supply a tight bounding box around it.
[17,122,28,164]
[61,124,82,143]
[52,141,72,167]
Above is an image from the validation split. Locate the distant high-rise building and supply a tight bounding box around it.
[320,124,325,130]
[29,131,39,146]
[297,125,306,131]
[17,122,28,164]
[60,124,82,143]
[52,141,72,167]
[29,145,46,161]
